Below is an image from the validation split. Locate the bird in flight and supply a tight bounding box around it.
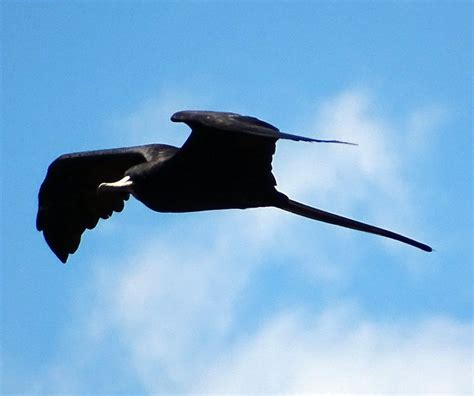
[37,110,432,263]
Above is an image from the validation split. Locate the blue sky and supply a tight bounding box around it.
[2,1,472,394]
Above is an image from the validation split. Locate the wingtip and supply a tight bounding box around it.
[57,252,69,264]
[43,231,70,263]
[422,245,433,253]
[309,138,358,146]
[279,131,358,146]
[411,239,432,252]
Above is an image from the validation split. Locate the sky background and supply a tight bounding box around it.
[1,1,472,394]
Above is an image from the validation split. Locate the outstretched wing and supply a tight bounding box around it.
[277,198,432,252]
[170,111,282,188]
[37,145,157,263]
[170,111,351,191]
[171,110,355,144]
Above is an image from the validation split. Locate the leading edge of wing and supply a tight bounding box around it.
[171,110,357,145]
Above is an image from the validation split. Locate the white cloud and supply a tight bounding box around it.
[40,253,472,394]
[41,241,470,394]
[275,89,408,217]
[105,240,248,387]
[196,306,472,394]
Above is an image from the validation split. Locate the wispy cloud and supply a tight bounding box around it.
[196,305,472,393]
[276,89,411,219]
[38,254,472,394]
[37,242,471,394]
[33,87,467,394]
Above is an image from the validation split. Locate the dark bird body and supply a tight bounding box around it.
[37,110,432,263]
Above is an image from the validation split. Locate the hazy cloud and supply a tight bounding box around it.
[196,306,472,394]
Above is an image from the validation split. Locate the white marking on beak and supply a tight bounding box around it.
[98,176,133,193]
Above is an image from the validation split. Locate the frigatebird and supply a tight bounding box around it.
[36,110,432,262]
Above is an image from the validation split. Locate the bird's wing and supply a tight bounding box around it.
[37,145,155,263]
[171,110,356,144]
[170,111,284,187]
[170,111,352,189]
[277,198,432,252]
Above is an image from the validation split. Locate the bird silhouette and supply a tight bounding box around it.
[37,110,432,262]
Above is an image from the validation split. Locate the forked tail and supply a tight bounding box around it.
[275,197,432,252]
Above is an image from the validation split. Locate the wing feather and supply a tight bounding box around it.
[170,111,280,189]
[171,110,355,144]
[37,145,155,263]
